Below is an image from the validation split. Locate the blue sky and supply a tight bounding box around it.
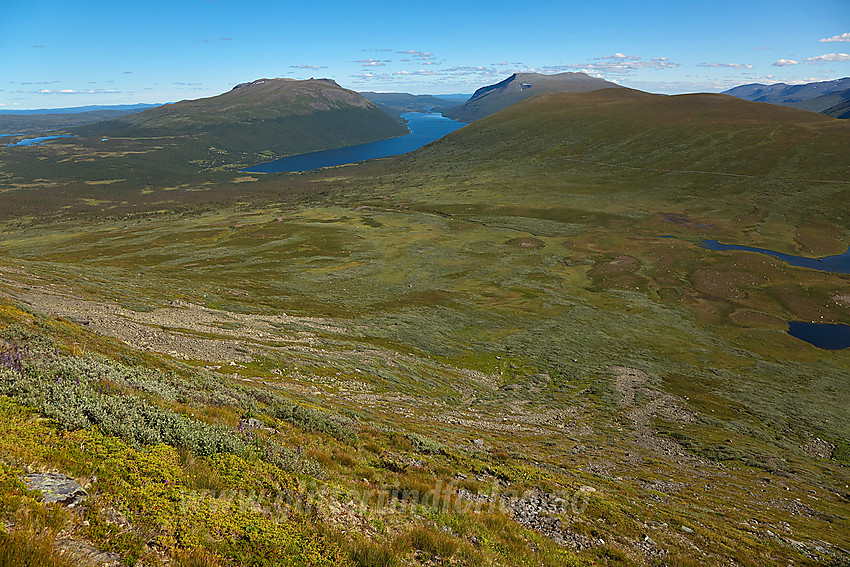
[1,0,849,109]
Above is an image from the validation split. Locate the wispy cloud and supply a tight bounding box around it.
[698,62,754,69]
[32,45,44,48]
[772,59,799,66]
[564,55,679,75]
[17,88,121,95]
[804,52,850,62]
[601,53,640,61]
[397,50,434,60]
[352,69,438,81]
[393,70,437,76]
[356,58,386,67]
[202,37,232,43]
[819,32,850,43]
[291,64,327,70]
[19,80,61,85]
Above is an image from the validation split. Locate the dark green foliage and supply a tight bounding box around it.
[0,364,247,456]
[273,401,357,443]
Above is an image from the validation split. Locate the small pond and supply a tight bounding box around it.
[788,322,850,350]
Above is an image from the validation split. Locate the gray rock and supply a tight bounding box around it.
[22,473,87,507]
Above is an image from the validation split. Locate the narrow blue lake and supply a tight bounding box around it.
[788,322,850,350]
[700,240,850,274]
[6,134,75,147]
[242,112,464,173]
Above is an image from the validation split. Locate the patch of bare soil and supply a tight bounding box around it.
[2,280,342,364]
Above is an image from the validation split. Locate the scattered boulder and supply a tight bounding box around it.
[239,417,277,434]
[22,473,87,507]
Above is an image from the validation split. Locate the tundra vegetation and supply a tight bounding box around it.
[0,87,847,566]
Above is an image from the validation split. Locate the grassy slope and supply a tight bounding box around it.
[0,88,848,565]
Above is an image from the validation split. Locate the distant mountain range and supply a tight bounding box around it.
[442,72,623,122]
[0,109,155,136]
[359,92,460,117]
[723,78,850,118]
[0,103,161,115]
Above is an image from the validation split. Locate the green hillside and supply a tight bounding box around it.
[415,88,850,181]
[0,85,849,566]
[74,78,407,159]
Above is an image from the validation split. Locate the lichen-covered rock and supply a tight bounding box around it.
[21,472,87,506]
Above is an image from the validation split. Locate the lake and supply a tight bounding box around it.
[700,240,850,274]
[788,322,850,350]
[6,134,75,147]
[242,112,464,173]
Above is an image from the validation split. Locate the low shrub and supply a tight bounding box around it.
[273,401,357,443]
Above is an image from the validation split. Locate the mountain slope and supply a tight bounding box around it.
[73,78,408,159]
[723,78,850,114]
[782,87,850,114]
[408,87,850,181]
[824,97,850,119]
[442,72,623,122]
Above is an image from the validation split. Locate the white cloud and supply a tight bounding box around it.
[393,70,436,76]
[602,53,640,60]
[22,88,121,95]
[819,32,850,43]
[562,55,679,74]
[804,52,850,62]
[772,59,799,66]
[397,50,433,60]
[291,64,327,70]
[356,58,385,67]
[698,62,754,69]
